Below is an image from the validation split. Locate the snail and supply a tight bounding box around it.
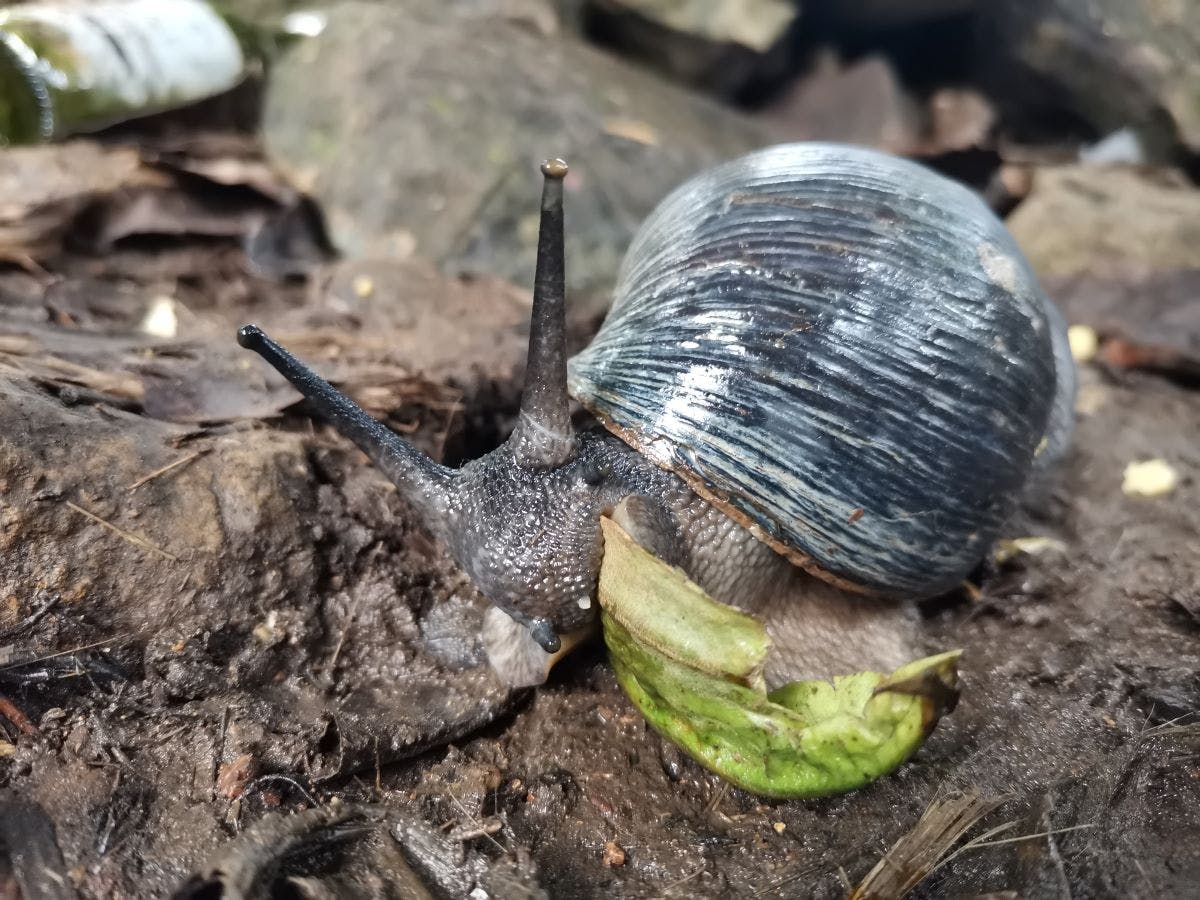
[238,143,1074,689]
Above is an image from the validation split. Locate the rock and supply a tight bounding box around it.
[582,0,798,97]
[1048,270,1200,351]
[926,86,995,152]
[763,55,995,156]
[975,0,1200,156]
[262,0,769,298]
[1007,164,1200,278]
[1042,270,1200,391]
[763,55,925,152]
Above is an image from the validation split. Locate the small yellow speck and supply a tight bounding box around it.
[0,740,14,757]
[1067,324,1098,362]
[993,536,1068,565]
[773,821,786,834]
[253,623,275,643]
[352,274,375,298]
[141,296,178,339]
[170,639,186,652]
[1103,715,1117,727]
[603,117,660,146]
[1122,458,1179,498]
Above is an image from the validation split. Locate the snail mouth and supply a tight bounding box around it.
[581,404,880,599]
[485,596,565,653]
[527,618,561,654]
[481,607,597,688]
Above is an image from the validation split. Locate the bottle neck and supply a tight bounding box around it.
[0,29,54,143]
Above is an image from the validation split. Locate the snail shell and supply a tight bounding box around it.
[568,143,1074,598]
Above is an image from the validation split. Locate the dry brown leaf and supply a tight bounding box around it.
[0,141,167,260]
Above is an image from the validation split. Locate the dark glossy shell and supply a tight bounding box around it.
[567,143,1074,598]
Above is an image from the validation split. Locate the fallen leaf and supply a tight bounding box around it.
[598,510,960,799]
[0,141,164,260]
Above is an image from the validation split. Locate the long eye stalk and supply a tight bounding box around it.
[236,325,454,529]
[509,159,577,469]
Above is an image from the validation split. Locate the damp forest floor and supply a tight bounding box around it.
[0,137,1199,900]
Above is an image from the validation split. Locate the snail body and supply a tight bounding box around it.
[238,144,1074,687]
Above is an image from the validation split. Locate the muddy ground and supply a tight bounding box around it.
[2,4,1200,899]
[0,141,1197,898]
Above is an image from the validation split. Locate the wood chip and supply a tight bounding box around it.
[993,536,1069,565]
[216,753,258,800]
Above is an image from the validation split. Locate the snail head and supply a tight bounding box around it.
[238,160,623,658]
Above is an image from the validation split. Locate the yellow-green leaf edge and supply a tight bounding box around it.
[599,516,961,799]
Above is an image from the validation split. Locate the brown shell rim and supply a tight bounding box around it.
[583,405,881,598]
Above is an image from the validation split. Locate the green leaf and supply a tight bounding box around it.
[598,515,960,799]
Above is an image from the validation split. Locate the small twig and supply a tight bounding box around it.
[212,706,231,802]
[96,770,123,856]
[0,592,60,642]
[0,635,129,672]
[127,449,208,492]
[938,822,1095,864]
[433,398,462,463]
[1043,799,1073,900]
[374,735,382,795]
[0,694,38,735]
[328,592,365,671]
[448,791,507,855]
[65,500,179,562]
[702,780,730,816]
[447,816,503,842]
[1142,713,1199,738]
[838,866,853,891]
[850,791,1005,900]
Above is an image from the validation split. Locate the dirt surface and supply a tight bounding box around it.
[2,192,1198,896]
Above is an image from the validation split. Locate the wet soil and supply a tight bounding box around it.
[0,136,1197,899]
[1,230,1197,897]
